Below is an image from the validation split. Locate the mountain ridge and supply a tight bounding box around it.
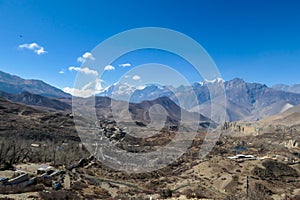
[272,83,300,94]
[0,70,70,98]
[98,78,300,122]
[2,70,300,122]
[0,90,71,111]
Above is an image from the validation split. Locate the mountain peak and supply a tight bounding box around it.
[229,78,245,83]
[196,78,225,86]
[204,77,225,83]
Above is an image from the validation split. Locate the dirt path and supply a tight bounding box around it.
[82,174,153,193]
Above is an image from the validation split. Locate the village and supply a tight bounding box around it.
[0,124,299,200]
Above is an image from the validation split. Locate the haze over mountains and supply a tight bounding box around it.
[272,83,300,94]
[1,70,300,122]
[262,103,300,127]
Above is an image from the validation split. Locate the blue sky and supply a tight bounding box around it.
[0,0,300,93]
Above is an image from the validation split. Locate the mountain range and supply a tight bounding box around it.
[1,70,300,122]
[261,102,300,127]
[272,83,300,94]
[0,90,71,111]
[98,78,300,122]
[0,70,70,98]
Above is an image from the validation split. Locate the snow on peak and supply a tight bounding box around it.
[136,85,146,90]
[198,78,225,85]
[204,78,225,83]
[197,81,205,86]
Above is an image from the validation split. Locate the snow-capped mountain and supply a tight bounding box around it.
[98,83,179,103]
[201,77,225,84]
[2,68,300,123]
[97,78,300,122]
[99,82,137,101]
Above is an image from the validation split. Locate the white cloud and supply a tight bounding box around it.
[59,69,65,74]
[77,52,95,63]
[35,47,47,55]
[104,65,115,71]
[63,78,104,98]
[63,87,95,98]
[83,52,95,60]
[68,66,98,76]
[119,63,131,67]
[19,43,39,49]
[18,42,47,55]
[132,75,141,81]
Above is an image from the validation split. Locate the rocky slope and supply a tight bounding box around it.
[0,70,70,98]
[0,97,77,141]
[0,90,71,111]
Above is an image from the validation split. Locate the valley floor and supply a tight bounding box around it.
[0,127,299,200]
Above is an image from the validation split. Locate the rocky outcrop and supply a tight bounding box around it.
[252,160,298,180]
[283,140,299,149]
